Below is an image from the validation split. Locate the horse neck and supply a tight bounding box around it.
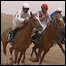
[50,22,59,30]
[26,21,33,35]
[43,23,58,35]
[21,20,33,38]
[41,23,58,42]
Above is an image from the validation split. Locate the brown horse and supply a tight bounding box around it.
[30,17,65,58]
[30,16,65,65]
[1,12,42,65]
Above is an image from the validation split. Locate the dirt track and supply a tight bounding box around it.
[1,42,65,65]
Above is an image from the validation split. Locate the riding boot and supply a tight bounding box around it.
[8,29,16,43]
[31,31,41,44]
[9,30,15,43]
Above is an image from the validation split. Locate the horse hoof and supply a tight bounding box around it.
[9,58,16,64]
[29,57,33,61]
[21,60,24,63]
[13,61,17,64]
[9,58,13,61]
[10,61,13,65]
[29,58,39,62]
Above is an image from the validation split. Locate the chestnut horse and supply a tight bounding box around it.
[30,16,65,65]
[1,12,42,65]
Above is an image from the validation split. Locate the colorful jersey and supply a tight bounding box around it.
[50,11,62,19]
[36,10,50,30]
[37,11,49,22]
[12,7,30,30]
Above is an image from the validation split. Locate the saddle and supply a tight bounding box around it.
[7,21,28,44]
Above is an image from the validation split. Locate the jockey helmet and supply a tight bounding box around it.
[22,3,30,9]
[41,4,48,10]
[56,7,62,12]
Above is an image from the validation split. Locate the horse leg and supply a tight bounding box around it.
[31,48,42,62]
[29,45,38,61]
[1,39,8,55]
[17,50,25,65]
[9,46,17,65]
[10,46,14,55]
[3,42,8,55]
[31,45,38,57]
[39,48,50,65]
[57,41,65,55]
[9,46,15,62]
[14,50,19,64]
[1,32,9,55]
[21,52,25,63]
[33,46,38,58]
[30,49,33,57]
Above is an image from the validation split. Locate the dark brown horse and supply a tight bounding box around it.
[1,12,42,65]
[30,16,65,65]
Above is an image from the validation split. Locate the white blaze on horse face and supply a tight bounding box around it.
[60,18,65,27]
[60,18,63,21]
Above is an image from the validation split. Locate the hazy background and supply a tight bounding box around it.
[1,1,65,16]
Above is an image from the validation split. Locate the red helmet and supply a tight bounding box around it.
[41,4,48,10]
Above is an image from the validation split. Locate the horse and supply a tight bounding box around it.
[30,15,65,65]
[30,20,65,59]
[1,11,42,65]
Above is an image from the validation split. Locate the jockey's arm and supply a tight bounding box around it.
[17,13,25,22]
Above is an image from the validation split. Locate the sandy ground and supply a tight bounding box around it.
[1,42,65,65]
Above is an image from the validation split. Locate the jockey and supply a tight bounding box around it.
[50,7,62,22]
[31,4,50,43]
[8,3,30,43]
[36,4,50,32]
[50,7,65,44]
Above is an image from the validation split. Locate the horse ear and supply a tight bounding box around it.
[30,11,34,17]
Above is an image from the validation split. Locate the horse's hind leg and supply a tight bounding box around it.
[10,46,14,55]
[31,48,42,62]
[9,46,15,64]
[31,44,38,57]
[57,41,65,55]
[9,46,14,60]
[30,48,34,57]
[1,31,9,55]
[29,45,38,61]
[3,42,8,55]
[21,52,25,63]
[1,39,8,55]
[14,50,19,64]
[17,50,25,65]
[39,48,50,65]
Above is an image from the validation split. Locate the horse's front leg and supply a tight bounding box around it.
[30,48,42,62]
[21,52,25,63]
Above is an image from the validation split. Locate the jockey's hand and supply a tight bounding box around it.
[23,18,28,25]
[25,17,29,20]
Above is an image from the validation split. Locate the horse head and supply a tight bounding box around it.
[54,15,65,34]
[55,16,65,29]
[29,11,42,30]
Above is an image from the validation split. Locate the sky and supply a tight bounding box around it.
[1,1,65,16]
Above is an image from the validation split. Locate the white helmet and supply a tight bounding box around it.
[56,7,62,12]
[22,3,30,8]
